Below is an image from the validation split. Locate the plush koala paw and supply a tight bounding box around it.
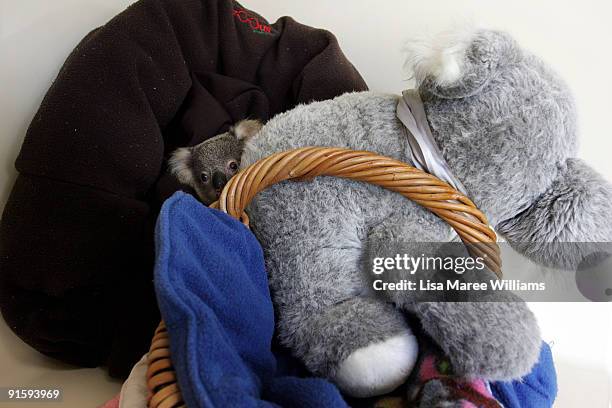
[332,332,418,398]
[416,301,541,380]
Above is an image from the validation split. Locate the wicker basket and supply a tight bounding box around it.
[146,147,501,408]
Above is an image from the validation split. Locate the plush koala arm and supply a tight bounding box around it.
[498,158,612,270]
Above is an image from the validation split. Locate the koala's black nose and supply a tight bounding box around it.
[212,171,228,190]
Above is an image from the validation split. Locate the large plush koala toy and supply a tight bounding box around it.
[172,29,612,399]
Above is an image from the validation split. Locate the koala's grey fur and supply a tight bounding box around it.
[238,30,612,392]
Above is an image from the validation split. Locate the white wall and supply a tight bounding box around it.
[1,1,611,406]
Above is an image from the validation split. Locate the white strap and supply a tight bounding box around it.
[396,89,468,196]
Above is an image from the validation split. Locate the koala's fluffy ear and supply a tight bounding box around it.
[498,158,612,270]
[231,119,262,142]
[404,28,519,99]
[168,147,195,186]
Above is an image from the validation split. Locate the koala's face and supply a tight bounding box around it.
[187,134,243,204]
[170,120,262,204]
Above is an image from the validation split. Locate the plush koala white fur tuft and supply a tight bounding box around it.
[168,147,194,185]
[403,25,478,86]
[332,331,418,398]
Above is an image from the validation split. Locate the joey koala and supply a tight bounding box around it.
[171,29,612,400]
[170,120,262,204]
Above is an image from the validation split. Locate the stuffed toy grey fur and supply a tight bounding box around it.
[172,28,612,399]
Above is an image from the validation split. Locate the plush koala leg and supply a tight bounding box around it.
[297,297,419,398]
[413,299,541,381]
[252,187,419,397]
[243,177,427,397]
[272,251,419,398]
[366,211,542,381]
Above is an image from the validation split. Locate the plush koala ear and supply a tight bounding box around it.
[231,119,262,142]
[498,158,612,270]
[168,147,195,186]
[404,28,519,99]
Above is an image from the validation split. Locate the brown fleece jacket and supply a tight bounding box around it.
[0,0,367,377]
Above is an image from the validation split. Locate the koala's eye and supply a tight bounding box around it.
[200,172,209,183]
[228,161,239,172]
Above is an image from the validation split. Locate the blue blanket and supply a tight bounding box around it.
[491,342,557,408]
[154,192,557,407]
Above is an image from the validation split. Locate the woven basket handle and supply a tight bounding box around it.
[211,146,501,276]
[147,147,502,408]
